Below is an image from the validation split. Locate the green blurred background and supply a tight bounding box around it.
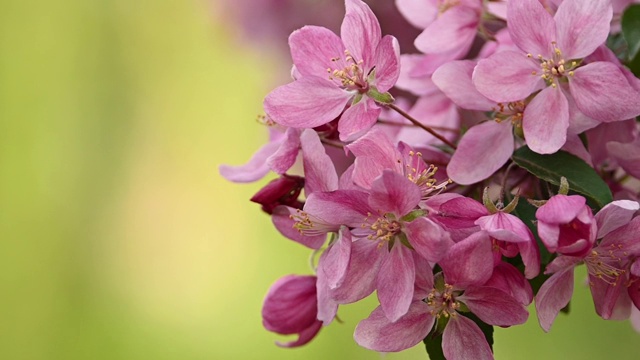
[0,0,637,359]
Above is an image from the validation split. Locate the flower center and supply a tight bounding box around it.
[327,50,369,93]
[584,244,628,286]
[291,210,334,236]
[365,213,402,245]
[425,283,461,319]
[528,43,579,88]
[493,101,525,126]
[404,151,452,199]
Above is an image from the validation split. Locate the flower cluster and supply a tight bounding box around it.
[220,0,640,358]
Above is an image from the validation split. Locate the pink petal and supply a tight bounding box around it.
[570,62,640,122]
[346,127,403,186]
[275,320,322,348]
[507,0,556,57]
[432,60,494,111]
[554,0,612,59]
[440,231,493,288]
[473,51,544,102]
[376,244,416,322]
[405,217,454,263]
[607,140,640,179]
[460,286,529,326]
[395,0,438,29]
[589,275,628,320]
[442,315,493,360]
[219,140,280,183]
[415,6,479,55]
[536,195,586,224]
[264,77,351,128]
[304,190,372,228]
[447,121,513,185]
[373,35,400,92]
[484,262,533,305]
[595,200,640,238]
[341,0,381,66]
[272,206,327,249]
[369,170,421,216]
[476,212,532,243]
[354,302,434,352]
[319,228,352,289]
[316,266,339,324]
[522,86,569,154]
[262,275,318,334]
[330,238,382,303]
[535,267,574,332]
[267,128,302,174]
[338,98,381,141]
[289,26,347,77]
[300,129,339,194]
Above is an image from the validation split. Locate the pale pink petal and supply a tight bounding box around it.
[219,141,280,183]
[432,60,494,111]
[341,0,381,66]
[330,238,382,303]
[536,195,586,224]
[535,267,574,332]
[272,206,327,249]
[264,77,351,128]
[354,302,433,352]
[373,35,400,92]
[289,26,347,77]
[300,129,339,194]
[473,51,544,102]
[377,244,416,322]
[522,86,569,154]
[440,231,493,288]
[304,190,372,228]
[395,0,438,29]
[607,140,640,178]
[566,91,600,134]
[554,0,612,59]
[369,170,421,216]
[595,200,640,238]
[460,286,529,326]
[338,98,381,141]
[476,212,532,243]
[267,128,302,174]
[319,228,352,289]
[447,121,513,185]
[415,6,479,55]
[347,127,403,183]
[276,320,322,348]
[507,0,556,57]
[442,315,493,360]
[570,62,640,122]
[405,217,454,263]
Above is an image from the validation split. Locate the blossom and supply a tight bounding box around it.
[264,0,400,141]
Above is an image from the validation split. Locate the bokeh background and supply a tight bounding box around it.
[0,0,637,359]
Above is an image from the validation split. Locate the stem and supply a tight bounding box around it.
[386,103,457,150]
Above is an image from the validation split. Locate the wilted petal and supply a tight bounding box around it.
[377,244,416,322]
[369,170,421,216]
[289,26,346,77]
[473,51,543,102]
[354,302,433,352]
[405,217,454,262]
[595,200,640,238]
[570,62,640,122]
[507,0,556,57]
[440,231,493,288]
[523,86,569,154]
[555,0,612,59]
[301,129,339,194]
[535,267,574,332]
[442,315,493,360]
[338,98,381,141]
[432,60,494,111]
[460,286,529,326]
[448,121,514,185]
[415,6,479,55]
[341,0,381,66]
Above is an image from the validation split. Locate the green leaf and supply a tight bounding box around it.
[622,4,640,75]
[424,332,445,360]
[512,146,613,209]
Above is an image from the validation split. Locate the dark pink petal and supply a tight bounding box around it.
[289,26,346,77]
[628,276,640,310]
[341,0,381,66]
[373,35,400,92]
[272,206,327,249]
[319,228,352,289]
[536,195,586,224]
[607,140,640,178]
[369,170,421,216]
[570,62,640,122]
[507,0,556,57]
[447,121,514,185]
[267,128,302,174]
[338,98,381,141]
[330,238,383,303]
[405,217,454,263]
[484,262,533,305]
[264,77,351,128]
[600,217,640,257]
[377,244,416,322]
[473,51,543,102]
[219,140,280,182]
[595,200,640,238]
[354,302,433,352]
[262,275,318,334]
[415,6,479,54]
[442,315,493,360]
[440,231,493,288]
[518,236,541,279]
[554,0,612,59]
[300,129,339,194]
[414,253,435,299]
[522,86,569,154]
[304,190,372,228]
[589,276,629,320]
[432,60,494,111]
[535,267,574,332]
[544,255,582,275]
[275,320,322,348]
[395,0,438,29]
[460,286,529,326]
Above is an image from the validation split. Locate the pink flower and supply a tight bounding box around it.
[262,275,323,347]
[263,0,400,141]
[473,0,640,154]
